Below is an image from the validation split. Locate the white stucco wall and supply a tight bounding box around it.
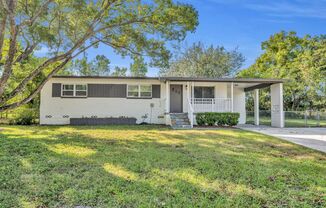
[40,78,166,125]
[40,78,247,125]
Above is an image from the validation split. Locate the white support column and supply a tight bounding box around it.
[191,81,194,100]
[271,83,284,128]
[165,81,170,113]
[231,82,234,112]
[187,82,191,100]
[254,89,259,126]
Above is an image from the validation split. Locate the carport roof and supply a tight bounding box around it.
[159,77,285,83]
[52,75,285,84]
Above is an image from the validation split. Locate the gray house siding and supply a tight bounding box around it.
[88,84,127,98]
[152,85,161,98]
[52,83,61,97]
[52,83,161,98]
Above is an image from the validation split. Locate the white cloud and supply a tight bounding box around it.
[245,1,326,19]
[189,0,326,19]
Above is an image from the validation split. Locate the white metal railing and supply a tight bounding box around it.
[187,98,194,127]
[191,98,232,113]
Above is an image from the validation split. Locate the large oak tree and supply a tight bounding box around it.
[0,0,198,111]
[238,31,326,111]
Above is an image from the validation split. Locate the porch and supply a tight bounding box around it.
[161,77,285,128]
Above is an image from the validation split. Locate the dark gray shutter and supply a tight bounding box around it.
[110,84,127,97]
[88,84,126,98]
[152,85,161,98]
[52,83,61,97]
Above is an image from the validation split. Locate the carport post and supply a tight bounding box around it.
[231,82,234,112]
[270,83,284,128]
[254,89,259,125]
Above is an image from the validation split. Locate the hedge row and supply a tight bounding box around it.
[196,112,240,126]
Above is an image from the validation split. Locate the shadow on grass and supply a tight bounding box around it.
[0,125,325,207]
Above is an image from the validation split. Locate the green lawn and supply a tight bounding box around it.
[0,125,325,207]
[246,116,326,127]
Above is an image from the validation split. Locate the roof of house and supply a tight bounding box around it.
[52,75,285,84]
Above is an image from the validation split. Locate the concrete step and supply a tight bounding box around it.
[170,115,188,119]
[172,122,191,126]
[173,118,189,122]
[170,113,192,129]
[172,125,192,129]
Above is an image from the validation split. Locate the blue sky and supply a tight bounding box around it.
[36,0,326,76]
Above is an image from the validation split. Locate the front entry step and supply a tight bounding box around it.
[170,113,192,129]
[172,124,192,129]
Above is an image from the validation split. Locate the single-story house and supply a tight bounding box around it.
[40,76,285,128]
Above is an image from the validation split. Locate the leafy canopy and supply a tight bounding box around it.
[130,56,147,77]
[0,0,198,111]
[160,42,245,78]
[68,55,111,76]
[238,31,326,110]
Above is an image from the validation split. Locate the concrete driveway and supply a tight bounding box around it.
[238,125,326,153]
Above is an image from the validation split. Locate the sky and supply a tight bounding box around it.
[36,0,326,76]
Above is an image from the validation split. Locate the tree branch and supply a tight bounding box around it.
[0,12,7,62]
[0,0,136,106]
[94,17,153,34]
[18,0,53,28]
[0,0,9,12]
[0,0,18,96]
[0,57,71,112]
[2,39,101,111]
[99,39,142,56]
[3,40,100,103]
[13,42,38,64]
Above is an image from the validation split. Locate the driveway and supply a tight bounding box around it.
[238,125,326,153]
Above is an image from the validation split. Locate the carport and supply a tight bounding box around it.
[244,80,285,128]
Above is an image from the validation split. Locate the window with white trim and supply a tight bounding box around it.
[62,84,87,97]
[127,85,139,97]
[127,84,152,98]
[194,86,214,98]
[140,85,152,97]
[75,84,87,97]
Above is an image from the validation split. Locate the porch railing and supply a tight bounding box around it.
[191,98,232,113]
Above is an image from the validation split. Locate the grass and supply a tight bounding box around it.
[0,125,325,207]
[246,116,326,127]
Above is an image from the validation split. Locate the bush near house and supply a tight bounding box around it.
[9,108,38,125]
[196,112,240,126]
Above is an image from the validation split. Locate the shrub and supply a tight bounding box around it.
[10,109,37,125]
[196,113,206,126]
[195,112,240,127]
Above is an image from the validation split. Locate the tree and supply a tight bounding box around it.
[160,42,245,78]
[69,55,110,76]
[111,66,127,76]
[130,56,147,76]
[91,55,110,76]
[238,31,326,111]
[0,0,198,111]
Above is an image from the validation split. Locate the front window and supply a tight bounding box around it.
[127,85,139,97]
[62,84,87,97]
[127,85,152,98]
[140,85,152,97]
[75,84,87,97]
[62,84,74,97]
[194,87,214,98]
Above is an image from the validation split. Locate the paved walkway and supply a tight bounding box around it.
[237,125,326,153]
